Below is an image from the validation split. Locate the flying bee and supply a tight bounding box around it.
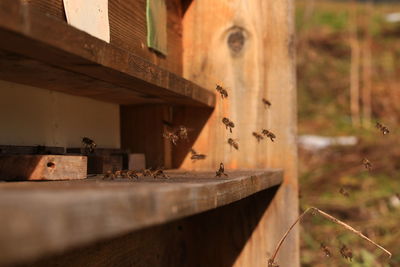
[262,129,276,142]
[252,132,264,143]
[339,187,349,197]
[190,149,207,161]
[227,138,239,150]
[222,117,235,133]
[177,125,190,142]
[163,130,179,145]
[82,137,96,153]
[376,122,389,135]
[362,158,372,171]
[215,162,228,177]
[340,244,353,261]
[216,84,228,99]
[320,243,332,257]
[153,167,168,179]
[262,98,271,109]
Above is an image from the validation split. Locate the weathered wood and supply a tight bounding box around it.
[0,169,282,266]
[24,0,183,74]
[0,155,87,181]
[0,0,215,107]
[0,145,64,155]
[182,1,299,266]
[67,148,126,174]
[25,186,279,267]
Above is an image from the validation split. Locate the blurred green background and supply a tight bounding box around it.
[296,0,400,266]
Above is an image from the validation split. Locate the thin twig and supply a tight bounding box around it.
[268,207,391,266]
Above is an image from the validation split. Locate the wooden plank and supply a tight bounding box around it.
[24,187,279,267]
[0,169,282,266]
[181,1,299,266]
[24,0,183,74]
[0,155,87,181]
[0,0,215,107]
[0,145,64,155]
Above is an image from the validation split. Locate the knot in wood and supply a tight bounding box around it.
[227,28,245,54]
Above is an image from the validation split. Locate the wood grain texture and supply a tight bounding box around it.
[25,186,279,267]
[24,0,183,74]
[0,0,215,107]
[0,155,87,181]
[0,169,282,266]
[182,1,299,266]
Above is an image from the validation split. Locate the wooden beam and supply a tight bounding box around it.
[0,155,87,181]
[25,187,280,267]
[0,170,282,266]
[0,0,215,107]
[182,1,299,266]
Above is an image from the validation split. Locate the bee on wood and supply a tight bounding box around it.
[190,149,207,161]
[215,162,228,177]
[163,130,179,146]
[142,169,153,177]
[262,98,271,109]
[153,167,168,179]
[222,117,235,133]
[82,137,96,153]
[216,84,228,99]
[362,158,372,171]
[114,170,122,178]
[252,132,264,143]
[262,129,276,142]
[376,122,389,135]
[122,170,138,179]
[320,243,331,257]
[227,138,239,150]
[103,170,115,180]
[340,244,353,261]
[339,187,349,197]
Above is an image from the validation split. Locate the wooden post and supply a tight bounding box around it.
[182,1,299,266]
[362,0,373,128]
[350,0,361,128]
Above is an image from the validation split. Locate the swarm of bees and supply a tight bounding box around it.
[362,158,372,171]
[82,137,96,153]
[340,244,353,261]
[252,132,264,143]
[216,84,228,99]
[103,170,139,180]
[222,117,235,133]
[262,98,272,109]
[320,243,332,257]
[262,129,276,142]
[376,122,389,135]
[190,149,207,161]
[162,121,191,145]
[103,168,168,180]
[215,162,228,177]
[228,138,239,150]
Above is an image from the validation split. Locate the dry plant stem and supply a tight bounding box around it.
[269,207,392,265]
[315,208,392,258]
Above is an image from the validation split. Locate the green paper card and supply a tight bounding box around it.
[146,0,167,55]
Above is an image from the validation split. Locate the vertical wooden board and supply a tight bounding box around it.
[120,105,171,168]
[182,1,298,266]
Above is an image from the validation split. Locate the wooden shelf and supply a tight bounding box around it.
[0,169,282,266]
[0,0,215,107]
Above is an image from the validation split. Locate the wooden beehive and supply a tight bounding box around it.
[0,0,298,266]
